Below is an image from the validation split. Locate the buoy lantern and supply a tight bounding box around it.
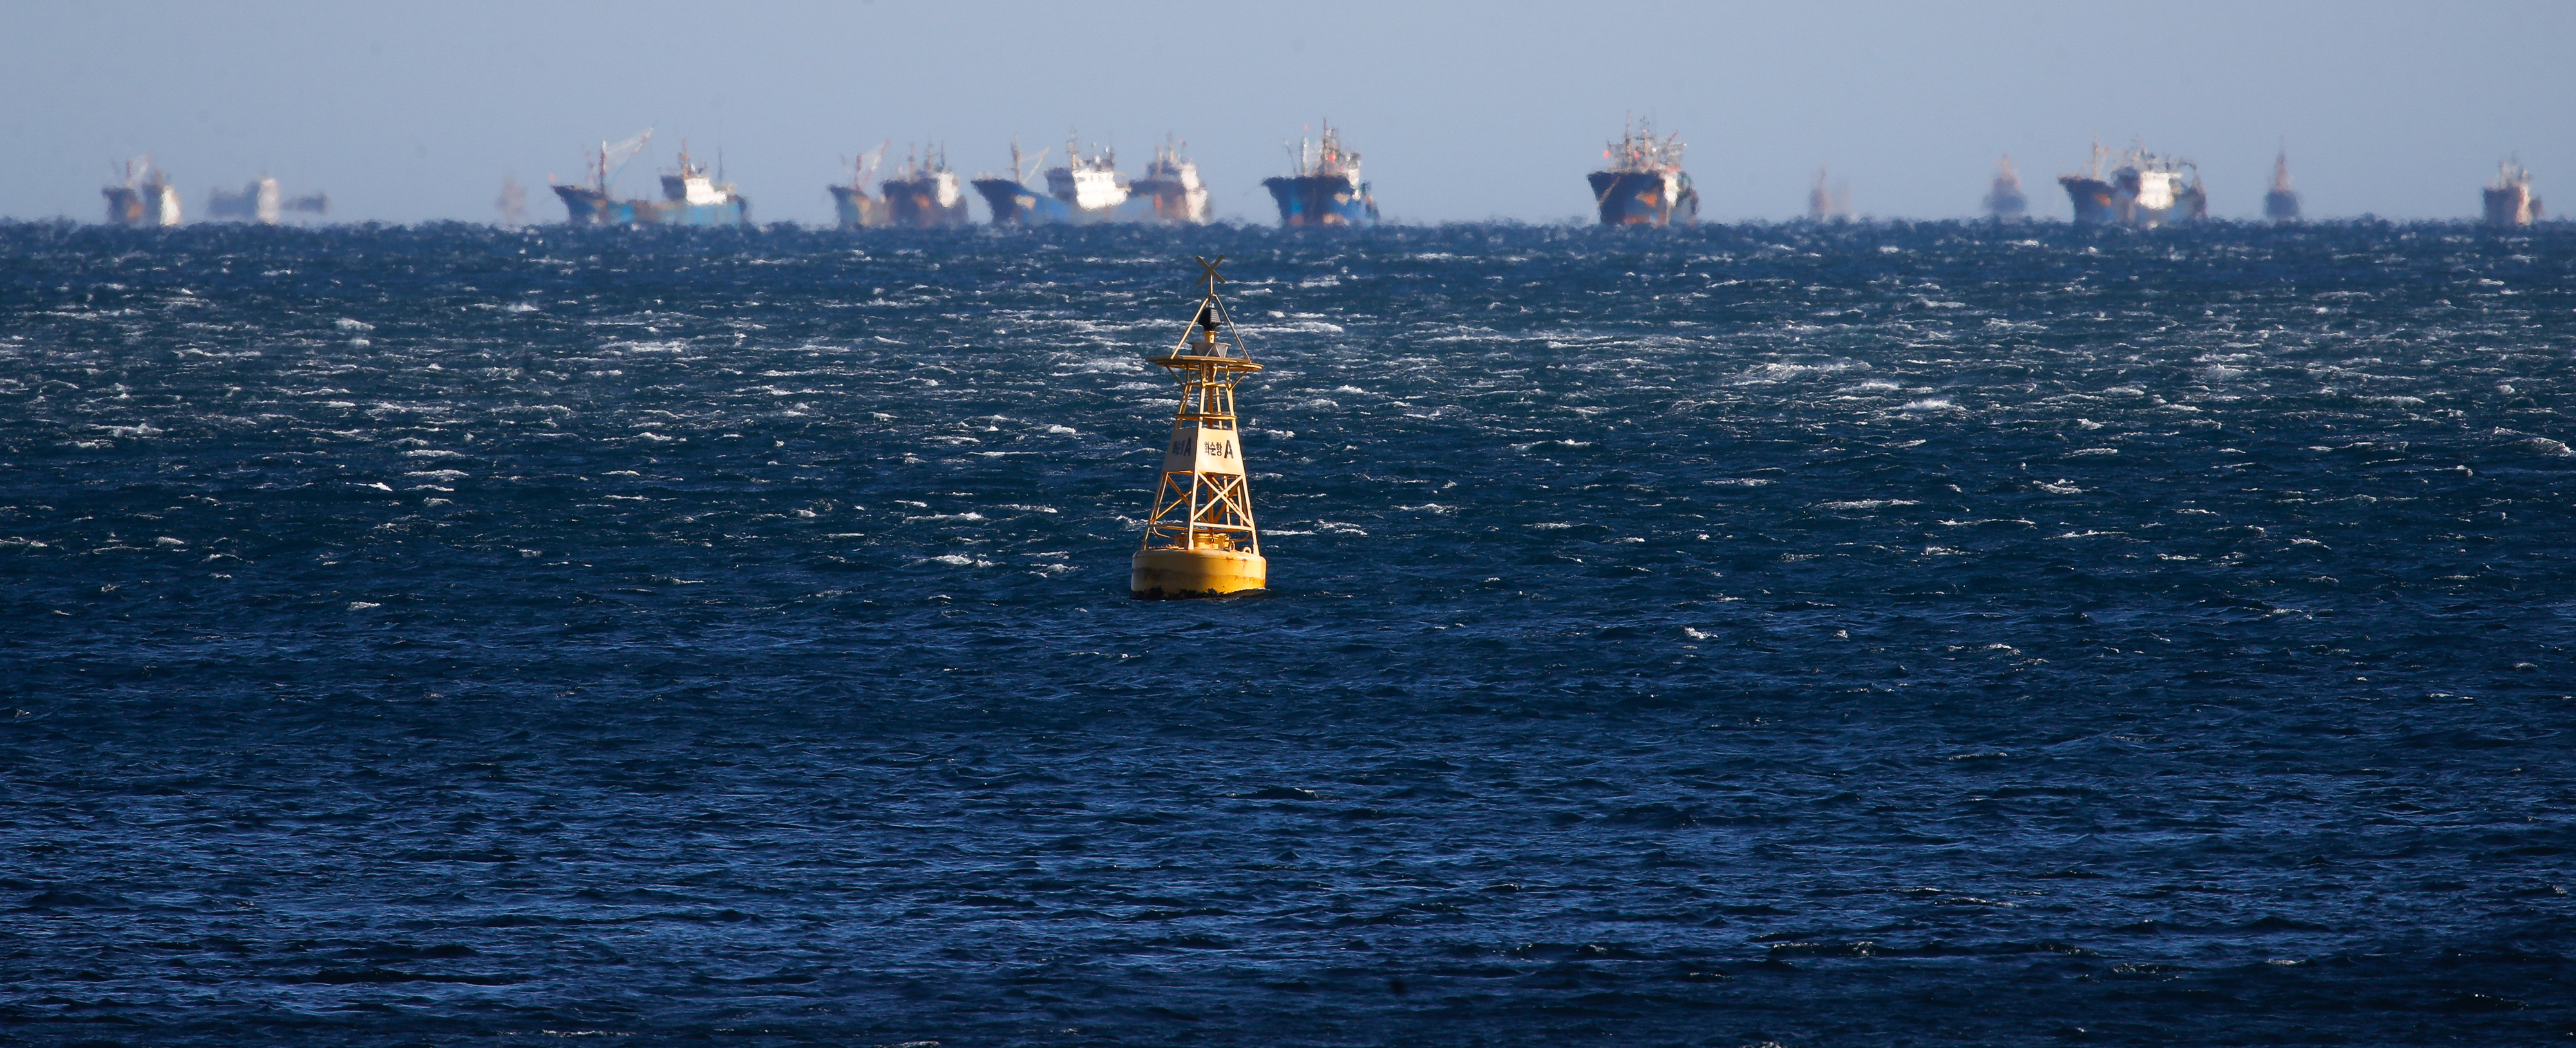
[1131,256,1267,599]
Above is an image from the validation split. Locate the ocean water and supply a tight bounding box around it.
[1,219,2571,1047]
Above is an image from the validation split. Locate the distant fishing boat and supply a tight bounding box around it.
[880,144,971,228]
[1264,122,1376,227]
[1984,155,2027,220]
[969,138,1050,225]
[1129,137,1211,224]
[2059,139,2204,227]
[102,156,181,227]
[552,131,751,227]
[1128,136,1206,225]
[2484,158,2541,227]
[1587,117,1696,227]
[495,176,527,227]
[1808,165,1850,221]
[829,142,891,229]
[650,146,751,226]
[553,130,655,225]
[972,134,1137,225]
[2264,144,2300,223]
[207,176,327,224]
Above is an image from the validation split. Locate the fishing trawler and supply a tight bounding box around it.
[2484,159,2541,227]
[1587,117,1696,226]
[1129,137,1211,224]
[969,139,1049,225]
[101,157,182,227]
[1808,166,1850,221]
[552,130,650,224]
[1984,155,2028,220]
[652,146,750,225]
[1044,137,1132,222]
[207,176,328,224]
[880,144,971,227]
[552,131,752,227]
[1264,122,1376,226]
[829,143,889,229]
[496,176,527,226]
[2058,140,2205,227]
[973,134,1137,225]
[2264,146,2300,222]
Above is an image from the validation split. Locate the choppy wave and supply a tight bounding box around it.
[1,220,2572,1046]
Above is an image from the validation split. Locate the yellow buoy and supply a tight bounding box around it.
[1131,256,1267,600]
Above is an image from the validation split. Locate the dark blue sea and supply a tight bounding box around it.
[3,219,2572,1047]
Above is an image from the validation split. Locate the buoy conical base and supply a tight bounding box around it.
[1130,548,1266,600]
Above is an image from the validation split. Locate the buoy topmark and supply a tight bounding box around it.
[1131,256,1267,600]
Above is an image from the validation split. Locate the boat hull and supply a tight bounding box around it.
[1263,175,1375,227]
[971,179,1134,225]
[552,185,750,227]
[2485,186,2541,227]
[1587,170,1696,226]
[972,178,1045,224]
[828,186,886,229]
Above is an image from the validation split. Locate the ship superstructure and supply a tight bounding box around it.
[2058,140,2205,227]
[1984,155,2028,220]
[880,144,971,227]
[1264,122,1376,226]
[1130,136,1211,224]
[1587,117,1696,226]
[2484,158,2541,227]
[208,176,328,224]
[829,142,891,229]
[102,157,182,227]
[2264,144,2300,222]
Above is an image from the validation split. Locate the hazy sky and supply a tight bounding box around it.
[5,1,2566,225]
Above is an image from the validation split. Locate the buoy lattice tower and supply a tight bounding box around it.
[1130,256,1267,599]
